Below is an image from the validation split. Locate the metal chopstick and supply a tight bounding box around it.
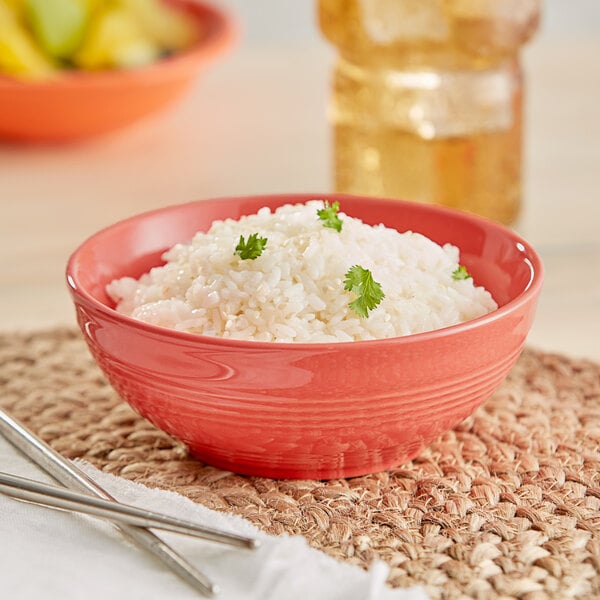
[0,471,257,549]
[0,408,218,597]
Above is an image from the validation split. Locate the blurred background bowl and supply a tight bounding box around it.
[66,194,543,479]
[0,0,234,142]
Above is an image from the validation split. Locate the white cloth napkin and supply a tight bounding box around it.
[0,437,428,600]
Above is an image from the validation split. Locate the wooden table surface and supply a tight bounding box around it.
[1,2,599,361]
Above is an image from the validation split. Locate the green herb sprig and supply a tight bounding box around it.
[452,265,472,280]
[317,200,343,232]
[344,265,385,318]
[234,233,267,260]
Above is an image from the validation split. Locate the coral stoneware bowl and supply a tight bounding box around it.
[0,0,234,142]
[66,194,543,479]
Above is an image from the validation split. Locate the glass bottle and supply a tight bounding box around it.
[318,0,541,225]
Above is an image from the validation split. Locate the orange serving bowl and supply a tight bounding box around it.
[66,194,544,479]
[0,0,234,142]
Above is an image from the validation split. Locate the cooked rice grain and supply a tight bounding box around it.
[107,201,497,342]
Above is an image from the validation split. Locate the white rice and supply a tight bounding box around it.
[107,201,497,343]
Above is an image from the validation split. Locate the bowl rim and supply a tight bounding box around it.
[66,193,544,350]
[0,0,236,89]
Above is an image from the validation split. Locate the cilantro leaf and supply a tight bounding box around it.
[452,265,472,280]
[234,233,267,260]
[317,200,343,232]
[343,265,385,318]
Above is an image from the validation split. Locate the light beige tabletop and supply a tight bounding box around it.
[1,1,599,361]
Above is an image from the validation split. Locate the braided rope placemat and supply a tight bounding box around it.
[1,328,599,599]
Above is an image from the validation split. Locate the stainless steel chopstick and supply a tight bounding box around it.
[0,471,256,549]
[0,408,218,597]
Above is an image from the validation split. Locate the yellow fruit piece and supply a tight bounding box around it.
[119,0,198,51]
[78,0,105,17]
[0,1,56,79]
[1,0,25,19]
[74,5,160,69]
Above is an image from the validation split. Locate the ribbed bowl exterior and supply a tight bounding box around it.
[67,194,543,479]
[74,296,535,479]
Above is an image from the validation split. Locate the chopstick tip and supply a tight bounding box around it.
[248,538,261,550]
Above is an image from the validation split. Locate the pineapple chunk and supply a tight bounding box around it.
[0,1,56,79]
[74,4,160,70]
[120,0,198,51]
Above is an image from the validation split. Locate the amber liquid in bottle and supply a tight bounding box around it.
[318,0,540,225]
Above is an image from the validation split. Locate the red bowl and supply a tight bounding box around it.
[0,0,234,142]
[66,194,543,479]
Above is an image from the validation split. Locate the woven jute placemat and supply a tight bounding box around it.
[1,328,599,599]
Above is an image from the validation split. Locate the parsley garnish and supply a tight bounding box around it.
[343,265,385,318]
[452,265,472,280]
[234,233,267,260]
[317,200,343,232]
